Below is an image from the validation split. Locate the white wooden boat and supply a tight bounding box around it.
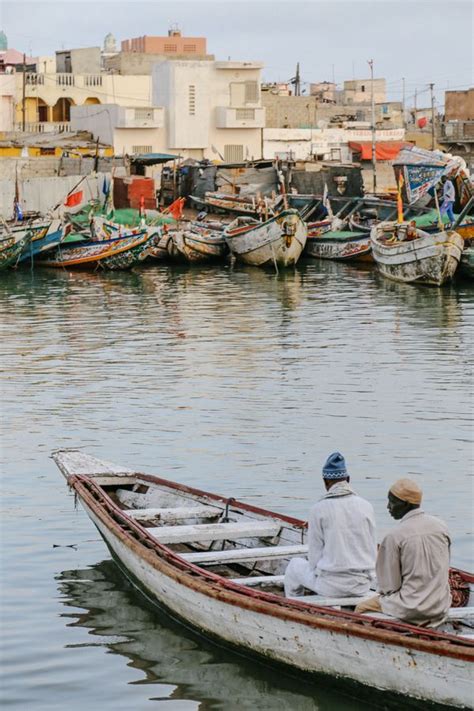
[224,210,307,268]
[371,222,464,286]
[167,221,228,263]
[53,450,474,709]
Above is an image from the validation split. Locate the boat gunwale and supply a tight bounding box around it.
[66,471,474,661]
[40,231,155,266]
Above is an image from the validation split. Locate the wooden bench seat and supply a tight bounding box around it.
[126,506,220,523]
[182,543,308,565]
[148,520,281,545]
[289,594,374,607]
[230,574,285,587]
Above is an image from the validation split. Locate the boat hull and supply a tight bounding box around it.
[305,231,373,262]
[79,496,472,709]
[225,211,307,268]
[371,226,464,286]
[17,220,64,263]
[0,230,32,269]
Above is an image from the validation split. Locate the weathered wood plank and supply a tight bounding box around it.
[289,594,374,607]
[182,543,308,565]
[126,506,220,523]
[52,449,135,479]
[230,574,285,587]
[93,476,137,487]
[447,607,474,619]
[148,521,280,545]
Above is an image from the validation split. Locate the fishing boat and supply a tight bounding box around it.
[53,450,473,709]
[224,210,307,268]
[166,221,228,263]
[38,229,160,270]
[370,221,464,286]
[0,229,33,270]
[459,246,474,279]
[17,219,64,263]
[305,227,372,261]
[190,191,277,218]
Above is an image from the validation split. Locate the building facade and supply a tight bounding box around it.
[121,28,208,57]
[343,78,386,104]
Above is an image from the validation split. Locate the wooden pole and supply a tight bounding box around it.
[368,59,376,194]
[22,53,26,132]
[429,83,436,150]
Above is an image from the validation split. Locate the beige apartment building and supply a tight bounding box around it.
[343,78,386,104]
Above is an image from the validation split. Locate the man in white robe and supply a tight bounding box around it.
[284,452,377,598]
[356,479,452,627]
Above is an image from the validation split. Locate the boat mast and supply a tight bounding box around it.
[368,59,376,195]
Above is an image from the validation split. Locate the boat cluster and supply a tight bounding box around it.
[1,192,473,286]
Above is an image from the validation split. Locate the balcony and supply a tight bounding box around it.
[115,106,164,129]
[439,121,474,143]
[215,106,265,129]
[14,121,72,134]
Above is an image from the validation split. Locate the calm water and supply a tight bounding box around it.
[1,261,473,710]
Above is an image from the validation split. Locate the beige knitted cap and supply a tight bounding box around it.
[390,478,422,505]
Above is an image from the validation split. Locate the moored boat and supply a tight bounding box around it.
[305,228,372,261]
[0,229,33,270]
[224,210,307,268]
[17,219,64,263]
[38,229,160,270]
[371,221,464,286]
[459,246,474,279]
[53,450,473,709]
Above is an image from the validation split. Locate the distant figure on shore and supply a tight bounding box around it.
[440,175,456,225]
[356,479,452,627]
[284,452,376,598]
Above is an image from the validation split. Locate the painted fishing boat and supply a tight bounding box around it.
[17,219,64,263]
[459,246,474,279]
[38,229,160,270]
[0,229,33,270]
[305,227,372,262]
[224,210,307,268]
[191,191,277,218]
[53,450,473,709]
[371,221,464,286]
[166,221,228,263]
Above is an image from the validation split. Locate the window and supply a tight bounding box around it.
[224,144,244,162]
[164,44,177,52]
[361,85,365,92]
[134,108,154,120]
[236,108,255,120]
[132,145,153,154]
[188,85,196,116]
[39,147,56,156]
[183,44,196,52]
[244,81,259,103]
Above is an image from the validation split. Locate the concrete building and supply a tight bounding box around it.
[152,59,265,161]
[343,78,386,104]
[56,47,101,75]
[444,88,474,121]
[310,81,337,103]
[438,88,474,173]
[0,74,15,130]
[121,27,207,57]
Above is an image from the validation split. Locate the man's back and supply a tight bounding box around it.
[377,509,451,625]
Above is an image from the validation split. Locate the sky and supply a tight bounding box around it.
[2,0,473,108]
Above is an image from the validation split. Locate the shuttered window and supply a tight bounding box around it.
[245,81,259,103]
[184,44,196,52]
[134,108,154,120]
[236,108,255,120]
[164,44,177,52]
[188,85,196,115]
[224,145,244,162]
[132,145,152,154]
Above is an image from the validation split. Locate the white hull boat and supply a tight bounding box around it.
[53,450,474,709]
[371,222,464,286]
[224,210,307,268]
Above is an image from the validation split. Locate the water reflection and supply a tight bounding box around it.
[55,560,391,711]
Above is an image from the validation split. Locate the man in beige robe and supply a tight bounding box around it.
[356,478,451,627]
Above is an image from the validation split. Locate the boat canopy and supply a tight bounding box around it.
[349,141,410,161]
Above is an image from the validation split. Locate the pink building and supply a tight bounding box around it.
[121,28,207,56]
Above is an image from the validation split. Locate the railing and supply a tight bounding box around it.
[13,121,72,134]
[83,74,103,87]
[26,73,45,85]
[56,73,75,87]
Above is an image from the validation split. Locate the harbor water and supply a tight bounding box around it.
[1,260,473,710]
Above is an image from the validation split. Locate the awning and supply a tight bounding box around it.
[348,141,410,161]
[130,153,181,165]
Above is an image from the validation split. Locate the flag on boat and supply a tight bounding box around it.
[13,199,23,221]
[397,171,405,223]
[165,197,185,220]
[64,190,84,208]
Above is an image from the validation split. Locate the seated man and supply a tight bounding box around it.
[284,452,376,598]
[356,479,451,627]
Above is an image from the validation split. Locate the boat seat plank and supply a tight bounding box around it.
[148,521,280,545]
[182,543,308,565]
[288,594,374,607]
[127,506,220,523]
[448,607,474,619]
[230,575,285,587]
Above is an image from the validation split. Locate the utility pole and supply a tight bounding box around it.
[429,82,436,150]
[22,53,26,132]
[295,62,301,96]
[402,77,406,129]
[368,58,377,194]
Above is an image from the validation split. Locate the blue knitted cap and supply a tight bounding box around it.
[322,452,348,479]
